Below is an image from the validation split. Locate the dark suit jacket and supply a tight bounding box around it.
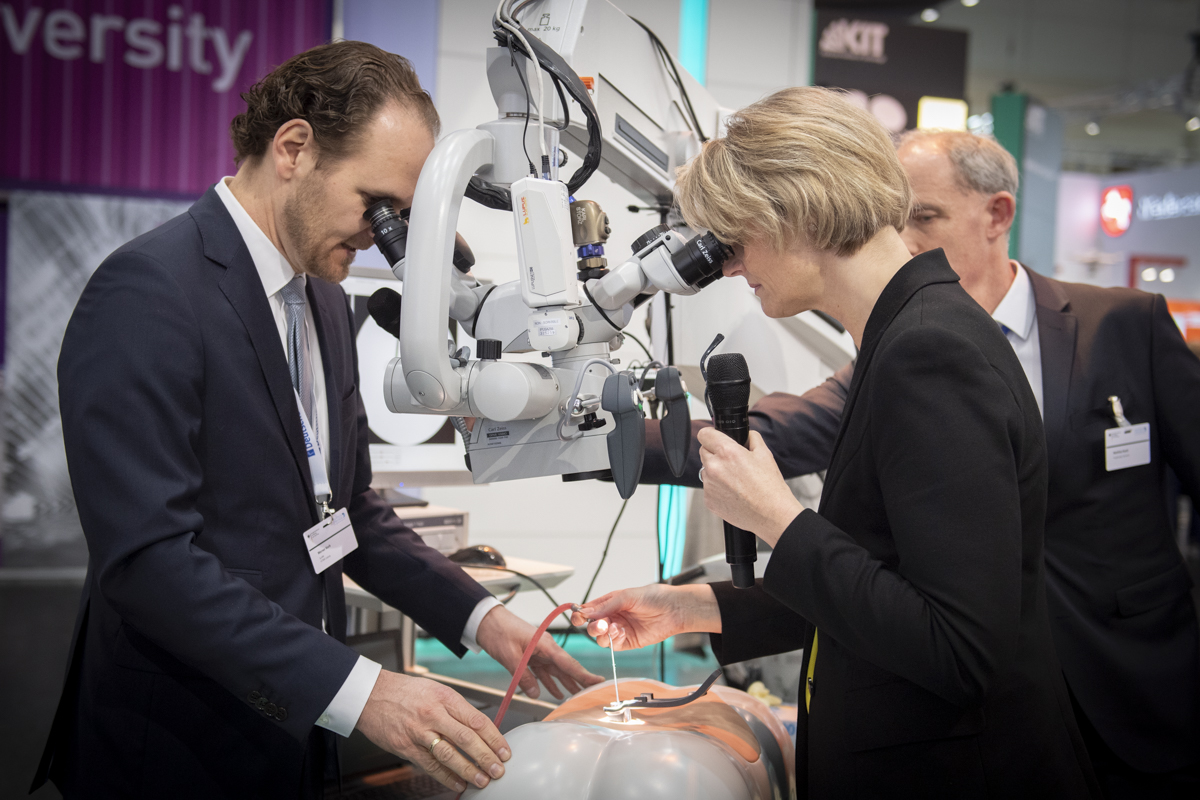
[647,264,1200,773]
[34,188,492,799]
[699,251,1097,797]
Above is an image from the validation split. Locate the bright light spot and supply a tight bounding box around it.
[918,97,970,130]
[962,0,980,5]
[1085,121,1101,136]
[1187,117,1200,132]
[1142,267,1159,282]
[968,112,995,136]
[921,8,940,22]
[1160,268,1176,283]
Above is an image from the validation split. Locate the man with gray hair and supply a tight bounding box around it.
[643,128,1200,798]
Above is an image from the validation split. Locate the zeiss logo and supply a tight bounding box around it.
[819,19,889,64]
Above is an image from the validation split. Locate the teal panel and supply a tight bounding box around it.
[991,92,1028,260]
[679,0,710,86]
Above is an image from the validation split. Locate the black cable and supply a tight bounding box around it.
[551,74,570,131]
[465,565,572,627]
[557,498,629,646]
[581,282,623,335]
[623,331,654,362]
[474,12,603,210]
[656,489,666,682]
[508,34,537,176]
[629,16,708,143]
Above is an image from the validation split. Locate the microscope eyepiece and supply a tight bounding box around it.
[364,199,409,268]
[671,231,734,290]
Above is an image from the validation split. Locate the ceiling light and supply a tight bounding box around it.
[920,8,940,22]
[961,0,980,6]
[1142,267,1158,282]
[1160,268,1176,283]
[1085,121,1101,136]
[1187,117,1200,132]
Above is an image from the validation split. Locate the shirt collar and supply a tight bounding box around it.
[991,261,1036,340]
[214,177,302,298]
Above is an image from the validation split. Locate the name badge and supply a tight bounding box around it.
[1105,423,1151,472]
[303,507,358,574]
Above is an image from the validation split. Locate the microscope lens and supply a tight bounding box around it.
[672,231,734,289]
[364,199,409,268]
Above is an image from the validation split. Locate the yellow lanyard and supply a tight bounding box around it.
[805,629,818,712]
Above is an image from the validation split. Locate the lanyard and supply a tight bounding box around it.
[806,629,818,712]
[294,389,333,518]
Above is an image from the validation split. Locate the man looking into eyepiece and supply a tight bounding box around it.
[642,129,1200,798]
[34,42,600,799]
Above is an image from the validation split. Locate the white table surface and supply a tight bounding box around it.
[343,555,575,612]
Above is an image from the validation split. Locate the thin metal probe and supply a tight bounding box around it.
[609,634,620,704]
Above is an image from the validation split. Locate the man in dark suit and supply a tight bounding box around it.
[645,129,1200,797]
[33,42,598,799]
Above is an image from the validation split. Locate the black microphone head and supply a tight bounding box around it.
[706,352,751,408]
[367,288,403,339]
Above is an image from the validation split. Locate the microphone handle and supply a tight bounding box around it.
[713,406,756,588]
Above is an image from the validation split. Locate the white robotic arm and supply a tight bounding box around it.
[370,0,727,495]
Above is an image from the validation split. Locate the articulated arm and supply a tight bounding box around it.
[401,129,495,411]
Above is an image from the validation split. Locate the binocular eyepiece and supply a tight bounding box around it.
[365,199,475,274]
[364,199,410,269]
[671,230,734,291]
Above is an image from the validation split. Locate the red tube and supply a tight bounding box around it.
[456,601,577,798]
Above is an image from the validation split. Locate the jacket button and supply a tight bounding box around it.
[248,691,260,704]
[266,702,278,716]
[276,707,288,722]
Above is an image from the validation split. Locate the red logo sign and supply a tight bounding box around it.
[1101,185,1134,237]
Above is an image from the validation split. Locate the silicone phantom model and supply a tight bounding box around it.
[464,679,795,800]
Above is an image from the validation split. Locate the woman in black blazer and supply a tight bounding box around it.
[574,88,1099,799]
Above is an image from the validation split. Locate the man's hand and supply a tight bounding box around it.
[698,428,804,547]
[476,605,604,700]
[355,670,509,793]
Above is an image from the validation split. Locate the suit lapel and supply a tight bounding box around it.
[191,188,317,518]
[822,250,962,493]
[1027,268,1076,465]
[309,280,345,501]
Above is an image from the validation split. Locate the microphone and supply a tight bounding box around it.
[368,288,403,339]
[706,352,756,589]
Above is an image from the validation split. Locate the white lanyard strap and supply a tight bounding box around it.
[295,388,333,517]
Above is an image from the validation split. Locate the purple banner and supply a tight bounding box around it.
[1,0,331,197]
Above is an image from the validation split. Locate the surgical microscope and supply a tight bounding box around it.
[363,0,735,498]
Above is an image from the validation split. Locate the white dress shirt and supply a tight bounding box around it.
[991,261,1044,419]
[214,178,500,737]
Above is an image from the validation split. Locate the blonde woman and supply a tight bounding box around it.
[574,88,1099,798]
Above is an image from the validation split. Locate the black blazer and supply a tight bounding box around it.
[646,265,1200,773]
[34,188,492,799]
[703,251,1097,798]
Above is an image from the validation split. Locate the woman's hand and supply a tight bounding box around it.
[571,584,721,651]
[698,428,805,547]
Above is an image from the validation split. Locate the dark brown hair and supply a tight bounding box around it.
[230,41,440,166]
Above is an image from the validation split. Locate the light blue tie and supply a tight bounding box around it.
[279,275,317,442]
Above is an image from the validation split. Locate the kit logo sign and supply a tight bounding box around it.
[818,18,889,64]
[1100,185,1133,237]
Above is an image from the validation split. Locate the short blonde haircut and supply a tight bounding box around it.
[675,86,911,255]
